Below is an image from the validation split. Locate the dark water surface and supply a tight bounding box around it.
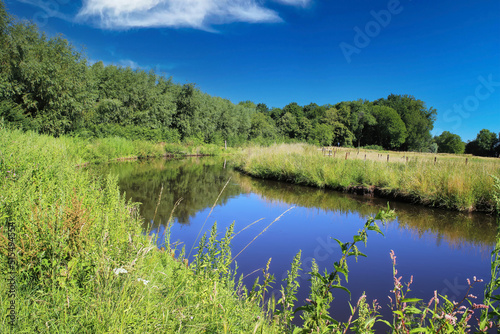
[94,157,497,326]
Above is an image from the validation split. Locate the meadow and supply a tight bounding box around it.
[234,143,500,212]
[0,128,498,332]
[0,127,266,333]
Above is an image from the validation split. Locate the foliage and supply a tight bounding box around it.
[0,127,270,333]
[375,94,437,151]
[435,131,466,154]
[1,127,500,333]
[0,2,451,151]
[466,129,499,157]
[383,251,492,333]
[369,105,408,150]
[478,176,500,330]
[294,208,393,333]
[362,144,385,151]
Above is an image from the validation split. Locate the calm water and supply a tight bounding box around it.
[94,157,497,326]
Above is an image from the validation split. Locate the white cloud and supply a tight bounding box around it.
[77,0,310,30]
[118,59,141,69]
[273,0,311,7]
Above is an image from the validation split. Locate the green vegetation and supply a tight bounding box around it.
[434,131,466,154]
[1,1,499,157]
[234,143,500,212]
[1,127,499,333]
[0,127,269,332]
[1,0,500,331]
[466,129,499,157]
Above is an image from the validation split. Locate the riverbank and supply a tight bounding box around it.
[234,143,500,212]
[1,129,498,332]
[0,128,267,332]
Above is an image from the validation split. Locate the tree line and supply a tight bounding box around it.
[0,1,498,156]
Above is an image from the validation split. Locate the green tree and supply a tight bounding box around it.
[308,123,333,146]
[466,129,498,157]
[349,100,376,148]
[277,112,298,139]
[283,102,304,119]
[369,105,408,150]
[250,112,277,139]
[173,83,200,139]
[296,116,312,141]
[434,131,465,154]
[303,103,327,120]
[256,103,269,114]
[376,94,436,151]
[322,107,354,146]
[4,21,94,135]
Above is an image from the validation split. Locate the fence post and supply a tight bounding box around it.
[387,154,389,162]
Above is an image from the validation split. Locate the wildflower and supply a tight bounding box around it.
[137,278,149,285]
[113,267,128,275]
[444,314,456,325]
[471,303,488,310]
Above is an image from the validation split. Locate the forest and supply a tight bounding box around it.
[0,1,498,156]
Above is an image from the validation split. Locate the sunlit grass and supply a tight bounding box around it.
[234,143,500,212]
[0,127,269,332]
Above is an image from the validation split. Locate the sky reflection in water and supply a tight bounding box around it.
[96,157,497,324]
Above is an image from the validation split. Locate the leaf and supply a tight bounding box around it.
[331,285,351,297]
[294,305,312,314]
[410,327,429,333]
[320,314,336,323]
[310,271,328,284]
[405,307,422,314]
[378,319,393,328]
[333,262,347,276]
[347,251,367,258]
[353,235,363,243]
[367,224,384,236]
[332,238,348,252]
[401,298,422,303]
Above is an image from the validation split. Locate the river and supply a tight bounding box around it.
[93,157,497,327]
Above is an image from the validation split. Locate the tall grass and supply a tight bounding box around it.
[234,143,500,212]
[0,127,269,332]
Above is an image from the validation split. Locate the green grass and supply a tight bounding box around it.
[0,128,269,333]
[234,143,500,212]
[1,129,498,333]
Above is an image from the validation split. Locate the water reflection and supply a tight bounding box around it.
[97,157,496,251]
[93,157,496,325]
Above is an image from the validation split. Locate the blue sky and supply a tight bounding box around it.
[5,0,500,141]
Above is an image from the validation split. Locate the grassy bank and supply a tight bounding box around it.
[0,128,267,332]
[234,143,500,212]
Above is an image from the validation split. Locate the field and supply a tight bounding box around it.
[234,143,500,212]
